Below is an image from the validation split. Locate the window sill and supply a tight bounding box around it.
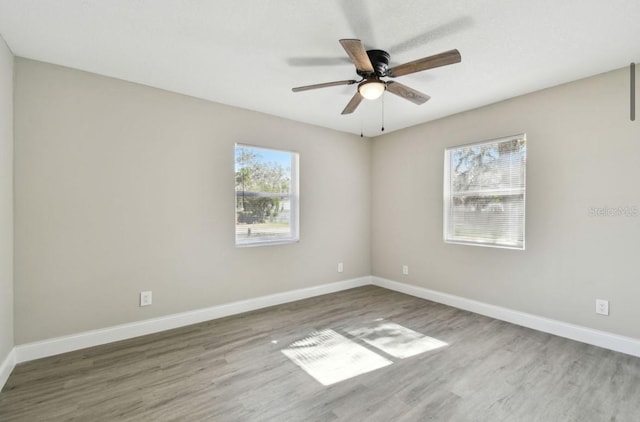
[235,238,300,248]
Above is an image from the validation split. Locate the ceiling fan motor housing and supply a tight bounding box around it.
[359,49,390,78]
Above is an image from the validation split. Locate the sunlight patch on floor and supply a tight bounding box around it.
[347,321,448,359]
[281,329,392,386]
[281,321,448,386]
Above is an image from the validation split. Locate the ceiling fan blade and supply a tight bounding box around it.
[292,80,357,92]
[341,92,363,114]
[387,49,461,78]
[339,39,374,73]
[385,81,430,105]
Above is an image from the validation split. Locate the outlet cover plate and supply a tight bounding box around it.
[595,299,609,316]
[140,291,153,307]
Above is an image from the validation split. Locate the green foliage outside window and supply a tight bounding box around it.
[235,147,291,224]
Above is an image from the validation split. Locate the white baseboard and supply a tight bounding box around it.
[0,348,15,391]
[372,276,640,358]
[10,274,640,368]
[14,276,371,363]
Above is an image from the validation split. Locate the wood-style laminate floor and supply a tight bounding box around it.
[2,286,640,421]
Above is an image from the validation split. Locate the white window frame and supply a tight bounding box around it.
[443,134,526,250]
[235,144,299,247]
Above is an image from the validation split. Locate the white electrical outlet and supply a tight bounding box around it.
[402,265,409,275]
[140,291,153,307]
[595,299,609,316]
[337,262,344,273]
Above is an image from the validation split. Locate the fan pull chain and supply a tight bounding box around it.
[360,113,364,137]
[381,93,385,132]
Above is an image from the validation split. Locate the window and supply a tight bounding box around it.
[235,144,299,246]
[444,134,526,249]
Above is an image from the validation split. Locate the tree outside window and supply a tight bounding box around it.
[235,145,299,246]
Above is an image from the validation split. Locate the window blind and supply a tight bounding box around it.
[444,134,526,249]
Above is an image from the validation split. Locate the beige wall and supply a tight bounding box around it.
[14,59,371,344]
[372,66,640,339]
[0,35,13,360]
[13,56,640,346]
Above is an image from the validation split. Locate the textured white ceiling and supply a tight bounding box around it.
[0,0,639,137]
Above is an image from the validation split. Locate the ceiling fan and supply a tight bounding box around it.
[292,39,461,115]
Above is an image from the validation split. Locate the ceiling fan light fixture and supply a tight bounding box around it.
[358,80,386,100]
